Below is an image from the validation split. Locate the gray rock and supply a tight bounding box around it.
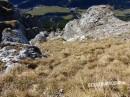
[0,43,45,73]
[63,5,130,41]
[18,46,43,59]
[2,24,29,44]
[0,0,46,74]
[30,31,48,45]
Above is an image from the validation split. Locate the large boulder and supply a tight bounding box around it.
[1,21,29,44]
[0,42,46,73]
[63,5,130,41]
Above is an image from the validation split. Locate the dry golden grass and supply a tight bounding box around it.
[1,38,130,97]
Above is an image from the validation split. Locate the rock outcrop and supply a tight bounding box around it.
[63,5,130,41]
[0,1,46,73]
[2,24,29,44]
[0,42,44,73]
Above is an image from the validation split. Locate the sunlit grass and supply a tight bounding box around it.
[1,38,130,97]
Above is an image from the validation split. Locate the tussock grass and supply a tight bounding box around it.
[1,38,130,97]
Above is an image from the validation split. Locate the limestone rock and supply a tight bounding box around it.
[2,27,29,44]
[0,42,45,73]
[63,5,130,41]
[30,31,48,45]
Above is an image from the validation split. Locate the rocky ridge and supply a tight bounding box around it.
[63,5,130,41]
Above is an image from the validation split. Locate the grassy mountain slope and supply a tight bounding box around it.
[1,38,130,97]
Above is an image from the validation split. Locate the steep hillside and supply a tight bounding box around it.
[1,38,130,97]
[1,1,130,97]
